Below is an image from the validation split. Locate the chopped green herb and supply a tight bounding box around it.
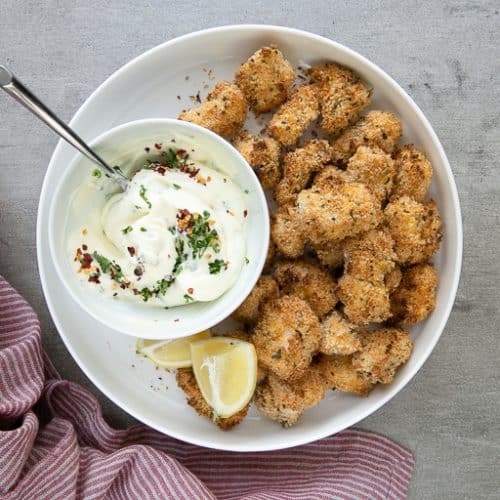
[93,253,111,273]
[140,227,147,232]
[134,205,141,210]
[157,278,173,295]
[223,178,227,183]
[92,168,102,178]
[208,259,225,274]
[186,210,220,259]
[244,189,249,194]
[113,165,123,174]
[140,184,152,209]
[183,293,194,303]
[173,183,181,190]
[165,148,178,168]
[173,238,186,276]
[140,287,153,302]
[168,226,176,235]
[122,226,133,235]
[245,257,250,265]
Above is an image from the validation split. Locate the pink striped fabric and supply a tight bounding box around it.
[0,275,414,499]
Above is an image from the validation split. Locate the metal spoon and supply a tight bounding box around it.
[0,65,129,189]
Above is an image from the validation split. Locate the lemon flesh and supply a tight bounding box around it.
[136,330,210,368]
[190,337,257,418]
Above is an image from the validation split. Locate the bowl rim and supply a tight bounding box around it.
[46,117,270,339]
[37,24,463,451]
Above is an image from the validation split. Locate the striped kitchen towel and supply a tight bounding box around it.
[0,275,415,499]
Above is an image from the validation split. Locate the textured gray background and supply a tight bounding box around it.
[0,1,499,498]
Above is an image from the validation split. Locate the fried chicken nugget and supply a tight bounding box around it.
[330,110,402,165]
[385,196,442,265]
[390,263,438,326]
[312,165,348,192]
[176,368,249,429]
[352,328,413,384]
[337,275,392,324]
[308,62,372,136]
[391,144,433,202]
[235,45,295,113]
[320,310,362,355]
[233,130,281,189]
[316,354,374,396]
[297,183,382,246]
[273,260,337,318]
[252,295,322,381]
[346,146,397,203]
[275,139,331,206]
[342,228,396,283]
[255,367,325,427]
[178,81,247,139]
[231,275,279,324]
[271,205,304,258]
[268,84,320,147]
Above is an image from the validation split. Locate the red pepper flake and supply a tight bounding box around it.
[243,209,248,218]
[80,252,93,269]
[127,246,136,257]
[88,274,100,284]
[154,143,162,150]
[75,247,82,261]
[207,176,212,182]
[176,149,187,159]
[187,288,194,294]
[120,283,127,289]
[82,244,88,251]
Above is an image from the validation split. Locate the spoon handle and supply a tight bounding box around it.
[0,65,128,187]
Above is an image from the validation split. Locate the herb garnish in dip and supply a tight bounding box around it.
[70,146,247,307]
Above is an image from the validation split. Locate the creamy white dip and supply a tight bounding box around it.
[70,146,247,307]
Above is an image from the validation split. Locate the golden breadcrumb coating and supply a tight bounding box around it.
[271,205,304,258]
[178,81,247,139]
[352,328,413,384]
[268,84,320,146]
[385,265,402,294]
[233,130,281,189]
[320,310,362,355]
[385,196,442,265]
[264,240,276,272]
[231,275,279,325]
[330,110,403,165]
[312,165,348,192]
[390,263,438,326]
[314,242,345,269]
[273,260,337,318]
[346,146,397,203]
[255,367,325,427]
[252,295,322,382]
[308,62,371,136]
[275,139,331,206]
[391,144,433,202]
[337,275,392,324]
[316,354,374,396]
[342,229,396,283]
[235,45,295,113]
[176,368,249,429]
[297,183,382,246]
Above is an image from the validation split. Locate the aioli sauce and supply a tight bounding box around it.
[70,146,247,307]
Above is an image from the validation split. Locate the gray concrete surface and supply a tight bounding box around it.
[0,1,499,498]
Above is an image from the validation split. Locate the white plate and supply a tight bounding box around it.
[37,25,462,452]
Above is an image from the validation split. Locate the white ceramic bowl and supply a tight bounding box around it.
[48,118,269,339]
[37,25,462,451]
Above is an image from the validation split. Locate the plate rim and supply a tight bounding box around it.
[36,24,463,452]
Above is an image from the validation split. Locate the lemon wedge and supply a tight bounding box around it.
[190,337,257,418]
[136,330,211,368]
